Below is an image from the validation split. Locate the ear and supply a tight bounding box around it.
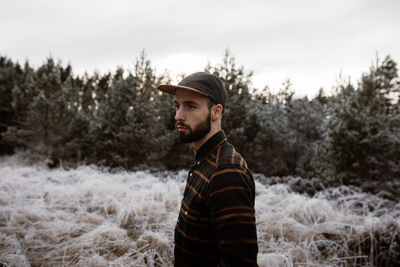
[211,104,223,121]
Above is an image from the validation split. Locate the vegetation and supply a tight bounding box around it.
[1,157,399,266]
[1,51,399,199]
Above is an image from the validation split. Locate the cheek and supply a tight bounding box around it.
[185,107,209,125]
[195,111,210,124]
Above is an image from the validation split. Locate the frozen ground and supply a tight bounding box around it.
[0,155,399,266]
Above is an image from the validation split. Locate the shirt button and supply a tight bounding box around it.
[185,211,188,215]
[196,161,200,165]
[189,173,193,177]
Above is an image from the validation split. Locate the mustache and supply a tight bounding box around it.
[176,121,189,128]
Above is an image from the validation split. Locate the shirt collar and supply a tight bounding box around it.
[194,130,227,163]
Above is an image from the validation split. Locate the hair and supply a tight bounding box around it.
[207,98,224,114]
[207,98,215,111]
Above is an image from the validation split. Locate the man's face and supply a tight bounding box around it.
[173,88,212,143]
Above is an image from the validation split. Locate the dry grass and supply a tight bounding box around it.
[0,155,399,266]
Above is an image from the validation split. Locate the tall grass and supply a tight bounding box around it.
[0,155,399,266]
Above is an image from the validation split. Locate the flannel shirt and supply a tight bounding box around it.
[174,130,258,266]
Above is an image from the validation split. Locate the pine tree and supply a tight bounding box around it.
[0,56,23,154]
[4,58,80,165]
[247,79,325,176]
[246,93,288,175]
[325,56,400,193]
[3,60,38,153]
[87,52,174,169]
[205,49,254,158]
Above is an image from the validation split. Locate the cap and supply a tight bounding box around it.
[157,72,228,110]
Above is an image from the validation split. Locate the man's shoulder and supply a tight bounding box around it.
[209,142,255,193]
[216,141,248,170]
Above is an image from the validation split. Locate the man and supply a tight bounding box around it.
[158,72,258,266]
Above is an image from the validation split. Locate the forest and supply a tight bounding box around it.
[0,51,399,200]
[1,51,400,266]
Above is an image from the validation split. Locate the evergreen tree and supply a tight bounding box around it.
[88,52,174,169]
[247,80,325,176]
[205,50,255,158]
[0,56,23,154]
[324,56,399,193]
[287,96,325,174]
[4,58,79,164]
[246,91,288,175]
[3,60,38,152]
[1,51,398,199]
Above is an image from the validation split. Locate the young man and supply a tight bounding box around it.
[158,72,258,266]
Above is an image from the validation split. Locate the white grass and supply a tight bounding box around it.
[0,155,399,266]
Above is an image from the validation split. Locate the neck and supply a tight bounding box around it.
[193,125,221,152]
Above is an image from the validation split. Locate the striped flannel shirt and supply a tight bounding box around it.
[175,130,258,266]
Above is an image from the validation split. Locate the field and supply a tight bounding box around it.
[0,155,399,266]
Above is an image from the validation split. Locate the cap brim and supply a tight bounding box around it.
[157,84,209,97]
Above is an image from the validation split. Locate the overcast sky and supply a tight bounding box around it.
[1,0,399,97]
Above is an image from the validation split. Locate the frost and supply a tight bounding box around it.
[0,155,398,266]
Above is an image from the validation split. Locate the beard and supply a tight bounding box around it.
[176,112,211,143]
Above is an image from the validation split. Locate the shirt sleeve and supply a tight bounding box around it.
[207,164,258,266]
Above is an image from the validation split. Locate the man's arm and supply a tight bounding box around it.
[208,164,258,266]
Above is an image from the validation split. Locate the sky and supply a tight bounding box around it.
[1,0,400,97]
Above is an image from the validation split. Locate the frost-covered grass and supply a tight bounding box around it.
[0,155,399,266]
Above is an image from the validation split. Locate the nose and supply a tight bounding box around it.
[175,107,185,122]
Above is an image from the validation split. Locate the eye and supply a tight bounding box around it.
[185,102,198,110]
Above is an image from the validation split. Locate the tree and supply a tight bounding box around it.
[0,56,23,154]
[325,56,400,193]
[87,52,174,169]
[247,79,325,176]
[4,58,80,164]
[205,49,255,159]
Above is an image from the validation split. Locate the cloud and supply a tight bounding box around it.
[1,0,399,96]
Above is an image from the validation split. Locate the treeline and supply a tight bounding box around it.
[1,51,399,198]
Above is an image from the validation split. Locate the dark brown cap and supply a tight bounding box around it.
[158,72,228,110]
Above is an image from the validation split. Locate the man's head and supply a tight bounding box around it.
[158,72,228,111]
[158,72,227,148]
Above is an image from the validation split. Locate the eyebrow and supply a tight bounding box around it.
[174,100,198,106]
